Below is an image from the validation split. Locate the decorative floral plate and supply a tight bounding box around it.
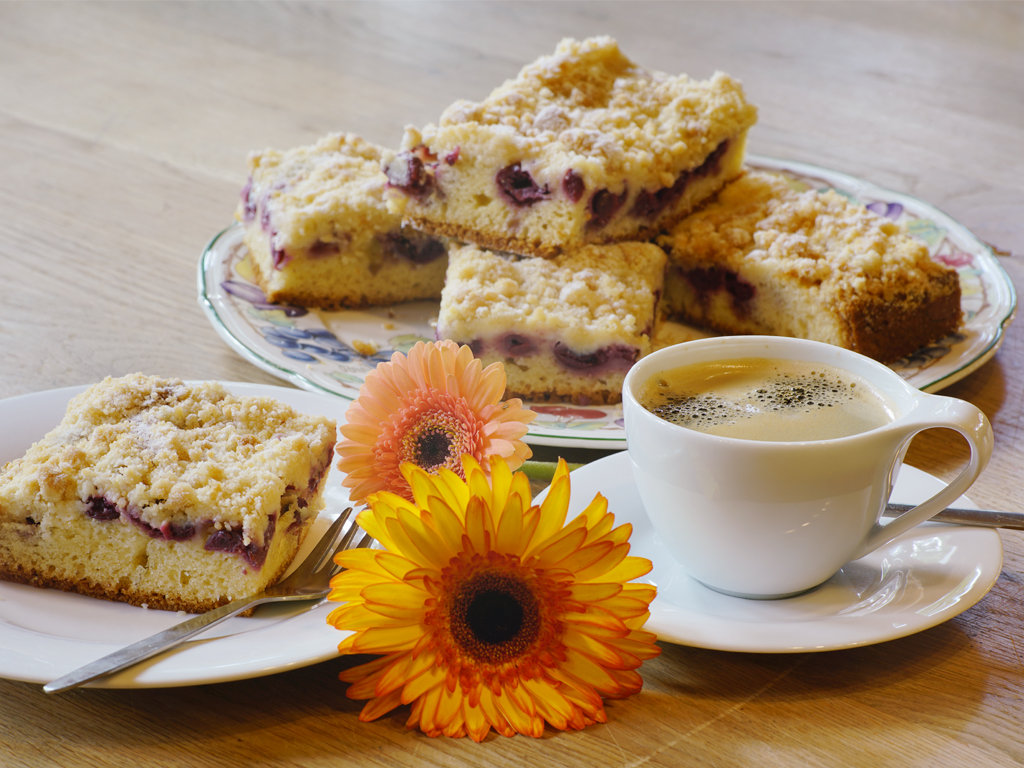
[198,156,1017,450]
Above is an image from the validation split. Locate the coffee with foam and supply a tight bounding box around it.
[638,357,896,442]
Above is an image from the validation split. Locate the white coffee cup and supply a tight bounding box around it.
[622,336,993,599]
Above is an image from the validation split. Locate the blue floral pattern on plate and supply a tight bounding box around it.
[198,156,1016,449]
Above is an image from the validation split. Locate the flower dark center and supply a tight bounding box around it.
[416,430,452,468]
[399,409,472,473]
[468,589,522,644]
[450,570,540,664]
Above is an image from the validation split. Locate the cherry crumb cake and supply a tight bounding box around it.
[237,132,448,309]
[437,241,666,405]
[656,171,962,363]
[382,36,758,259]
[0,375,336,613]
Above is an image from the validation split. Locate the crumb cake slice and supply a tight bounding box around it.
[382,36,757,259]
[656,171,962,362]
[237,132,448,309]
[0,375,336,613]
[437,241,666,405]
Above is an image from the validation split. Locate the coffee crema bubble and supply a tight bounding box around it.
[638,357,896,442]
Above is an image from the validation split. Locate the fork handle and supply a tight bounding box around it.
[43,593,268,694]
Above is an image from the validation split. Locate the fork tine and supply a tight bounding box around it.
[292,506,356,579]
[316,529,376,585]
[327,509,368,567]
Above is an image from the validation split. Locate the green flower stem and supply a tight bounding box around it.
[520,460,584,482]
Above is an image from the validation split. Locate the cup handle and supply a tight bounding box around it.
[853,396,993,560]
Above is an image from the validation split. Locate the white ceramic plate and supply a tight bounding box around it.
[198,156,1016,450]
[0,383,356,688]
[552,451,1003,652]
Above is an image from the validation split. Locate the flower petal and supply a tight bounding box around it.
[358,688,405,722]
[437,683,464,733]
[530,525,588,567]
[494,491,524,553]
[375,649,438,697]
[361,581,429,610]
[523,676,576,730]
[338,652,393,684]
[477,687,515,738]
[559,540,615,574]
[492,686,542,738]
[401,660,447,704]
[458,494,491,555]
[532,473,570,548]
[503,678,537,718]
[463,696,492,743]
[572,542,632,582]
[427,494,468,556]
[568,582,623,602]
[562,625,631,668]
[595,553,654,584]
[396,505,455,565]
[434,465,471,514]
[340,623,424,654]
[487,456,514,522]
[410,684,443,735]
[559,648,623,696]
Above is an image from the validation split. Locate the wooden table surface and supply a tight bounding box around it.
[2,2,1023,766]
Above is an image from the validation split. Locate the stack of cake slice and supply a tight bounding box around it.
[382,36,757,259]
[234,35,962,405]
[382,36,757,403]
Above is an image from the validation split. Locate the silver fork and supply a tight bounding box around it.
[43,505,368,694]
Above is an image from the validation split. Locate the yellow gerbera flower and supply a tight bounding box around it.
[327,455,661,741]
[336,340,536,503]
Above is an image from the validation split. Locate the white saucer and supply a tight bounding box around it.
[556,452,1003,653]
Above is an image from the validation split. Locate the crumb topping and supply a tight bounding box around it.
[438,242,666,349]
[237,132,399,249]
[0,375,336,547]
[660,170,956,301]
[415,36,757,178]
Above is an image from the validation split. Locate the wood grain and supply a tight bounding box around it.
[1,3,1022,766]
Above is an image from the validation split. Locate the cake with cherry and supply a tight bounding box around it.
[382,36,757,259]
[436,241,666,405]
[0,374,336,613]
[238,132,448,309]
[656,170,962,362]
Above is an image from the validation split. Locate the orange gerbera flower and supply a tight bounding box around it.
[336,340,536,503]
[326,456,661,741]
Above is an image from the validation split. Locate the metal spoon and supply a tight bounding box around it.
[884,503,1024,530]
